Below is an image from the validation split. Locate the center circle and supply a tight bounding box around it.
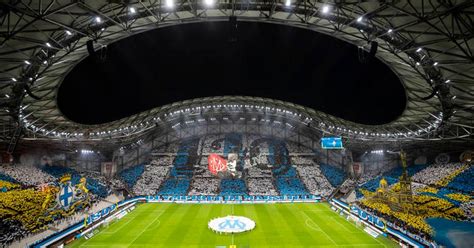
[208,215,256,234]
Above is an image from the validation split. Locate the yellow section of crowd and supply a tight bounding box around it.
[446,193,472,203]
[0,187,56,232]
[416,186,438,194]
[434,164,469,188]
[0,180,20,190]
[360,167,470,236]
[361,193,466,234]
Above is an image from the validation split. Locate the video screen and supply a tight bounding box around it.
[321,137,343,149]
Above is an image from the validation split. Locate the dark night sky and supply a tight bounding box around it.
[58,21,406,125]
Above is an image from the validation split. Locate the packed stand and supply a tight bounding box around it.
[188,178,220,195]
[0,219,27,245]
[152,143,179,153]
[0,164,55,186]
[290,156,314,165]
[132,164,170,195]
[460,200,474,221]
[168,139,199,178]
[194,165,217,178]
[356,162,473,242]
[43,166,110,198]
[76,170,112,198]
[42,166,81,184]
[223,133,242,155]
[0,172,17,184]
[150,156,175,166]
[296,164,334,197]
[285,142,314,154]
[357,163,427,198]
[339,178,357,195]
[118,164,145,188]
[276,177,307,196]
[157,139,199,195]
[247,166,272,178]
[247,178,278,195]
[220,179,247,196]
[157,179,190,195]
[200,135,224,154]
[446,165,474,193]
[411,162,464,186]
[274,166,309,196]
[0,187,56,246]
[319,164,346,187]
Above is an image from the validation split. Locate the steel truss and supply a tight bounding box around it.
[0,0,473,147]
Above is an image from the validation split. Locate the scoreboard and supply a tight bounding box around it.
[321,137,343,149]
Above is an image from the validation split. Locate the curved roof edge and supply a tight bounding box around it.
[1,1,472,143]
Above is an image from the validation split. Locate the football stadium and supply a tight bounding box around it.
[0,1,473,248]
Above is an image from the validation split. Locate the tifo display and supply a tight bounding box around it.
[2,2,473,247]
[0,134,472,248]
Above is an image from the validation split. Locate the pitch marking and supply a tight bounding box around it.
[125,212,162,247]
[301,210,338,246]
[103,210,163,234]
[330,216,360,234]
[146,220,161,231]
[305,218,321,231]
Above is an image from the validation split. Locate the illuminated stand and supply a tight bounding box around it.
[208,216,256,234]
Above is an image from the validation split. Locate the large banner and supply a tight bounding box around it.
[101,162,117,178]
[208,154,228,176]
[350,162,364,178]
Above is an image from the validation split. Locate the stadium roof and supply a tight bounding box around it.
[57,21,406,126]
[0,0,473,149]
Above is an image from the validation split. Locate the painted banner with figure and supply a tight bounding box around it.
[208,153,228,176]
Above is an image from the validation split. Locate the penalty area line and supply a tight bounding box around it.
[301,211,339,246]
[330,216,360,234]
[125,211,163,247]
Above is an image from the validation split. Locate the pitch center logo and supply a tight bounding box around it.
[209,216,255,234]
[218,218,246,231]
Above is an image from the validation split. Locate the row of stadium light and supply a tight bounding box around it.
[79,149,96,154]
[370,150,384,154]
[8,1,454,93]
[10,3,450,140]
[19,104,443,141]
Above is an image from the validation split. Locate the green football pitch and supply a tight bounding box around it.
[68,203,398,248]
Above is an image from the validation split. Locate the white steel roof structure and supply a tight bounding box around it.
[0,0,472,150]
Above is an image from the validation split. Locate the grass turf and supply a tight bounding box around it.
[68,203,398,248]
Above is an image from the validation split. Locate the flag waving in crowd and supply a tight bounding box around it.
[208,153,228,176]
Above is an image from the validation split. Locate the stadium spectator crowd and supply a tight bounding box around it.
[188,178,220,195]
[158,179,191,195]
[118,164,145,188]
[319,164,346,187]
[201,135,224,154]
[0,164,55,186]
[247,166,272,177]
[132,164,170,195]
[0,218,27,245]
[290,156,314,165]
[247,178,278,195]
[150,156,175,166]
[411,162,464,185]
[285,142,314,154]
[296,164,334,197]
[1,135,472,248]
[220,179,247,196]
